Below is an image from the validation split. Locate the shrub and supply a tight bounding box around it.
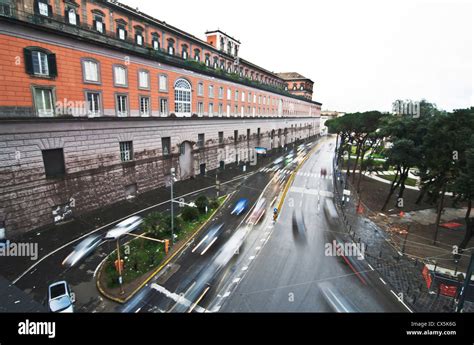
[195,195,209,214]
[209,197,220,210]
[181,206,199,222]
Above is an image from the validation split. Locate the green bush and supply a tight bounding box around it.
[209,197,220,210]
[195,195,209,214]
[181,206,199,222]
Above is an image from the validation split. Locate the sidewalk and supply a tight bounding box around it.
[0,138,318,284]
[333,167,474,312]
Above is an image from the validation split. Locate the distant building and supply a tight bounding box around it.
[276,72,314,100]
[320,110,344,135]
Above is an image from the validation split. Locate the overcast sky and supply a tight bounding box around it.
[121,0,473,112]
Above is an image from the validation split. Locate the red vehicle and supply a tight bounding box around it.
[247,198,267,225]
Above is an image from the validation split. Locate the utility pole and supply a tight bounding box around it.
[455,253,474,312]
[170,167,175,244]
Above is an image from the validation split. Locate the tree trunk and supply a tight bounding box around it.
[356,149,368,193]
[459,199,473,250]
[352,143,361,183]
[415,187,426,205]
[396,168,410,206]
[433,184,447,245]
[381,168,401,211]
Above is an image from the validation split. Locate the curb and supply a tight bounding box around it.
[96,193,232,304]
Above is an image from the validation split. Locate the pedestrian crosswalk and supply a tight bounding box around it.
[259,166,333,179]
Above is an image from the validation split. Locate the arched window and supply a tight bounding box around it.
[174,78,192,116]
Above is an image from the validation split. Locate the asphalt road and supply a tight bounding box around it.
[216,137,408,312]
[120,154,298,313]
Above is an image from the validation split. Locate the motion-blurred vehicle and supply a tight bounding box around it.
[248,198,267,225]
[62,234,103,268]
[104,216,143,240]
[324,199,338,224]
[231,198,249,216]
[48,281,75,313]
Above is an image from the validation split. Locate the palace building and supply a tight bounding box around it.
[0,0,322,236]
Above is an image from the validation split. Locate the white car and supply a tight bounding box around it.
[104,216,143,240]
[48,281,74,313]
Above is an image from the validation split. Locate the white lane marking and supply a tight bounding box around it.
[201,237,218,255]
[192,235,209,253]
[188,286,210,313]
[390,290,413,313]
[249,256,255,261]
[379,277,387,285]
[135,307,142,313]
[233,278,241,283]
[368,264,374,271]
[255,246,261,250]
[223,291,231,298]
[150,283,208,313]
[242,266,248,271]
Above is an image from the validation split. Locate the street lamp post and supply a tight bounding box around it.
[170,167,175,244]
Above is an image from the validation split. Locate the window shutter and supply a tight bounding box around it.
[23,48,34,75]
[33,0,39,14]
[64,9,68,21]
[102,23,106,33]
[76,13,80,25]
[116,27,119,36]
[47,5,53,17]
[92,19,96,29]
[48,54,57,77]
[124,30,128,39]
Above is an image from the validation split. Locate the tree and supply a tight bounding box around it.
[195,195,209,214]
[181,206,199,222]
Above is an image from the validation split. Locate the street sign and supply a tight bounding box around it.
[343,189,351,196]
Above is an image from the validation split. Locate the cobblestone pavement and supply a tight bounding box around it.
[332,163,473,313]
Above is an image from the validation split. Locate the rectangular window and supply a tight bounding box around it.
[138,70,150,89]
[162,137,171,156]
[32,51,49,76]
[218,87,223,99]
[234,105,238,115]
[160,98,168,116]
[139,96,150,116]
[257,128,261,138]
[33,87,54,117]
[38,1,49,16]
[86,92,101,116]
[116,94,128,117]
[197,133,205,148]
[95,16,104,33]
[242,92,245,102]
[253,94,257,103]
[247,128,251,141]
[119,141,133,162]
[136,34,143,46]
[152,39,159,50]
[227,88,231,100]
[248,92,251,103]
[118,27,126,40]
[209,102,214,116]
[208,85,214,98]
[114,66,127,87]
[198,82,204,96]
[159,75,168,91]
[67,9,77,25]
[42,148,65,178]
[235,90,239,102]
[218,131,224,144]
[218,103,223,115]
[83,60,99,83]
[197,102,204,115]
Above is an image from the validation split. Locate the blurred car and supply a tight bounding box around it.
[48,281,74,313]
[248,198,267,225]
[231,198,249,216]
[62,234,103,268]
[104,216,143,240]
[324,199,338,225]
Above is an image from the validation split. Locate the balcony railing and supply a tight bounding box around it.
[1,6,319,105]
